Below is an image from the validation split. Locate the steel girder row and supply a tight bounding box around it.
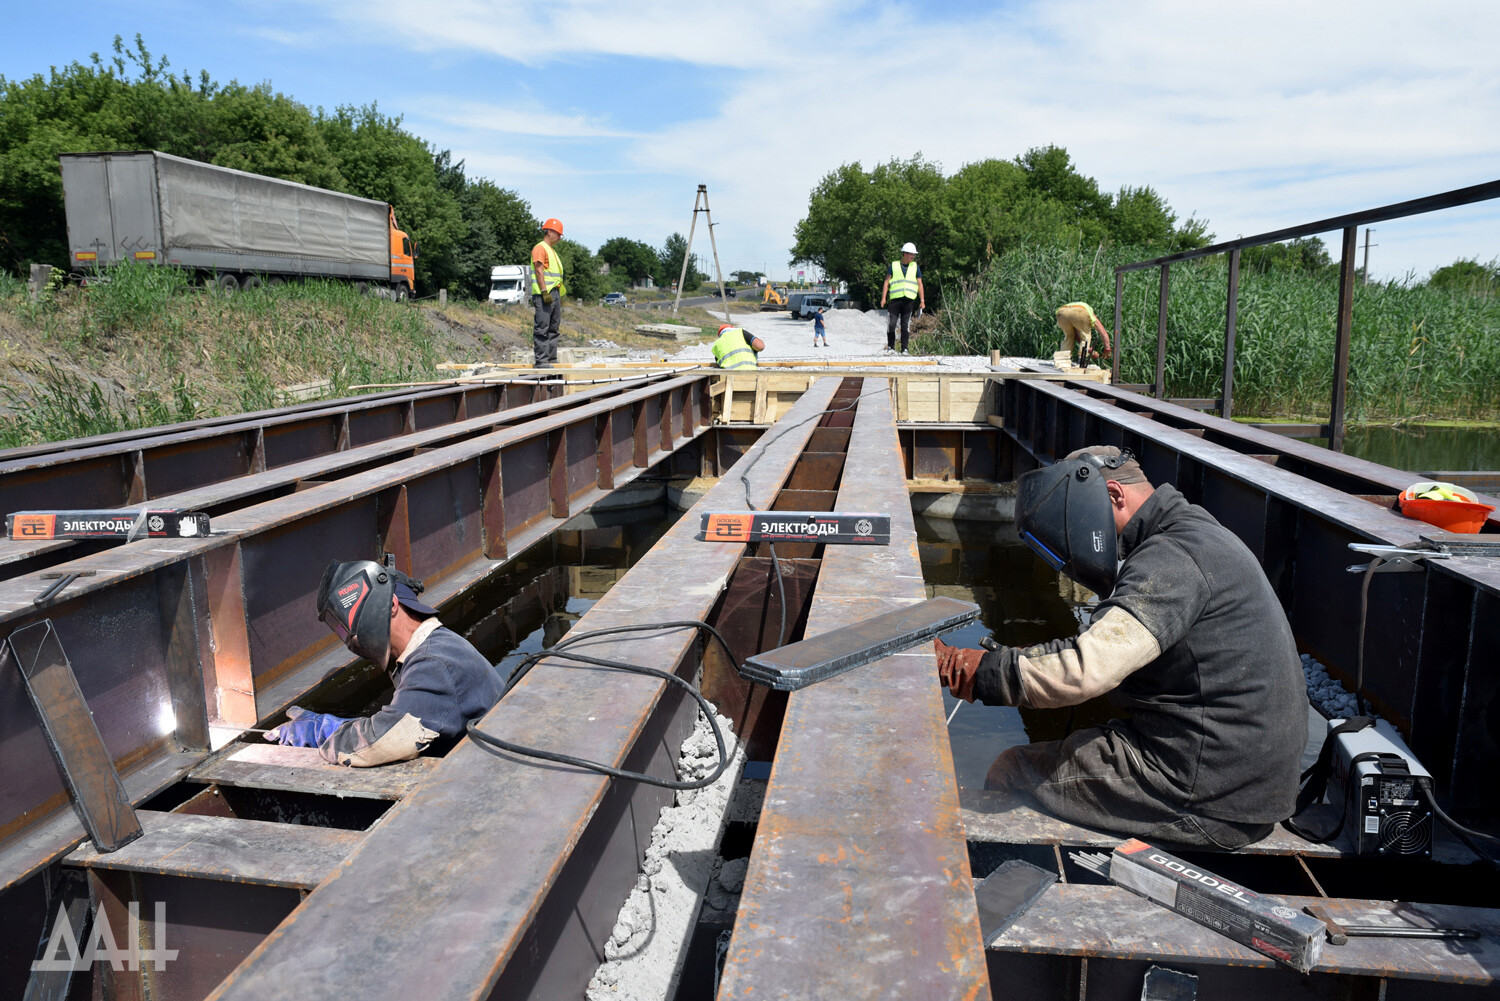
[0,373,712,898]
[997,377,1500,822]
[1065,381,1500,530]
[0,375,677,577]
[0,373,675,579]
[718,380,990,998]
[202,377,843,1001]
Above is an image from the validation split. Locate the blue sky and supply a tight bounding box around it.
[3,0,1497,282]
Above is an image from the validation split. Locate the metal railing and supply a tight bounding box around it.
[1112,178,1500,450]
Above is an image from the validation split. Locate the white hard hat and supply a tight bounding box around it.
[901,242,918,255]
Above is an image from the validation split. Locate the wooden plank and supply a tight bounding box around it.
[190,744,441,800]
[64,809,361,890]
[939,377,952,422]
[996,884,1500,984]
[896,376,909,421]
[752,381,769,423]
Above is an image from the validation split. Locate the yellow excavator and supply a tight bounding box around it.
[760,284,788,311]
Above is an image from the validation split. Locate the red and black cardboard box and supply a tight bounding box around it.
[1109,839,1325,973]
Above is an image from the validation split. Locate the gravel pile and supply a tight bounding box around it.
[587,711,744,1001]
[1302,653,1373,719]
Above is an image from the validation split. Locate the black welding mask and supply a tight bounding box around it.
[1015,455,1121,598]
[316,559,419,669]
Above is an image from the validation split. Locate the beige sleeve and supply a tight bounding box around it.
[1012,606,1162,708]
[327,713,439,768]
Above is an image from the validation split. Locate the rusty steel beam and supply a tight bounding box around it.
[1060,381,1500,529]
[0,374,713,892]
[0,377,674,522]
[205,377,843,1001]
[997,377,1500,821]
[0,375,678,579]
[0,383,441,461]
[719,379,990,999]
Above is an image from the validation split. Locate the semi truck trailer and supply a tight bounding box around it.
[59,151,417,297]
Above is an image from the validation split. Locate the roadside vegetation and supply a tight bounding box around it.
[0,264,720,448]
[920,244,1500,423]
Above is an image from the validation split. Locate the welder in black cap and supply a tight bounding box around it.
[267,560,506,767]
[934,446,1306,849]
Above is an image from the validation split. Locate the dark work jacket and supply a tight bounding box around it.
[323,625,506,764]
[973,484,1307,824]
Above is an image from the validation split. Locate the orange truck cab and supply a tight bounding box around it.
[389,207,417,296]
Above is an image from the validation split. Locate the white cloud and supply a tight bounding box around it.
[289,0,1500,278]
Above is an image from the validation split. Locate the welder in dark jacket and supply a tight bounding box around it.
[267,560,506,767]
[935,447,1306,850]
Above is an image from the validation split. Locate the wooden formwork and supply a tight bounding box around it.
[713,372,1000,423]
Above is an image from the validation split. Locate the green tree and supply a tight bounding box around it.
[1240,237,1333,276]
[731,270,763,285]
[791,154,949,304]
[658,233,703,292]
[554,237,605,301]
[598,236,658,283]
[1428,257,1498,295]
[318,104,463,294]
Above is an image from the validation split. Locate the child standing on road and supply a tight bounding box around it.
[812,308,828,348]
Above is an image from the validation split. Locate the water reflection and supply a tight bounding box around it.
[1313,424,1500,472]
[915,514,1118,789]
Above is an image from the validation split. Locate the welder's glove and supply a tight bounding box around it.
[268,706,349,748]
[934,637,983,703]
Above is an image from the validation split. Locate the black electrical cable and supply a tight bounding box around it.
[1416,778,1500,870]
[466,620,736,790]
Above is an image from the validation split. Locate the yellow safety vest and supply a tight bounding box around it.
[1059,302,1099,326]
[888,261,919,299]
[711,328,757,370]
[531,242,564,295]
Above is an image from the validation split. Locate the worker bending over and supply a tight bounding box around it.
[531,218,567,368]
[711,323,765,369]
[1054,301,1112,365]
[880,242,925,354]
[268,560,506,766]
[936,447,1306,850]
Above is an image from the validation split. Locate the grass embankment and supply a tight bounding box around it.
[922,245,1500,423]
[0,265,719,448]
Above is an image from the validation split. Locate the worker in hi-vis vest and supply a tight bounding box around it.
[531,218,566,368]
[710,323,765,370]
[879,242,925,354]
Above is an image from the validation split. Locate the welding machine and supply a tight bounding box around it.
[1328,718,1433,857]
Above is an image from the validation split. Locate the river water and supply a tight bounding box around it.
[1315,424,1500,471]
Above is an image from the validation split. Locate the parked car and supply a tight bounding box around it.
[602,292,628,306]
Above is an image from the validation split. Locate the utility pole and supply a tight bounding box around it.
[1362,228,1377,285]
[672,185,731,316]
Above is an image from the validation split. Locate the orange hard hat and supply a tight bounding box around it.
[543,218,564,236]
[718,323,734,333]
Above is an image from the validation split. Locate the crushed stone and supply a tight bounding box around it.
[586,710,745,1001]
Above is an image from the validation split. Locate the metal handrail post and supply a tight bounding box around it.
[1222,248,1241,419]
[1112,270,1123,386]
[1330,225,1358,451]
[1155,264,1170,399]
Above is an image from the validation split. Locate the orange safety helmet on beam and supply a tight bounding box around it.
[543,218,564,236]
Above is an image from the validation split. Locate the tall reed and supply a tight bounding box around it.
[925,245,1500,422]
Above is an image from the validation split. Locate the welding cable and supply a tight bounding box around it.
[466,620,734,790]
[1416,778,1500,870]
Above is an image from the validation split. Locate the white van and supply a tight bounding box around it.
[488,265,529,305]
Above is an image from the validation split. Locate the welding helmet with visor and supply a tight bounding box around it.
[1015,452,1131,598]
[316,559,431,669]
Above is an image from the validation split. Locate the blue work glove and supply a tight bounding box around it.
[268,706,349,748]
